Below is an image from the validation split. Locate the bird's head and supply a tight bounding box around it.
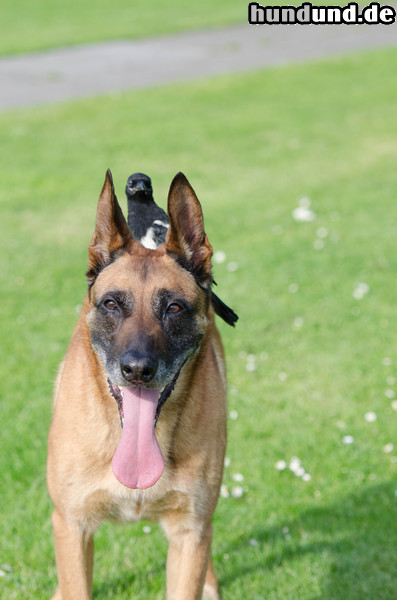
[126,173,153,200]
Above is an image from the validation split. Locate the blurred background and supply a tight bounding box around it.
[1,2,397,598]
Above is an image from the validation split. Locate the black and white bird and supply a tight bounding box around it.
[125,173,169,250]
[125,172,238,327]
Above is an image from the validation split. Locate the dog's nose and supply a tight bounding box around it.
[120,351,158,384]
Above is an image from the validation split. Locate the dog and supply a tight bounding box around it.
[47,170,232,600]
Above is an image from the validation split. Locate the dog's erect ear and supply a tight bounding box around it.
[87,169,133,285]
[166,173,213,286]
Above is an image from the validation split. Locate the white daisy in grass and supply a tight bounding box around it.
[342,435,354,445]
[231,486,244,498]
[246,362,257,372]
[289,457,305,477]
[246,353,257,372]
[275,457,311,480]
[385,389,395,399]
[353,282,370,300]
[1,565,11,572]
[220,485,230,498]
[227,261,239,272]
[142,525,151,534]
[275,460,287,471]
[213,250,226,264]
[289,457,301,471]
[292,205,317,223]
[245,353,257,372]
[293,317,304,330]
[364,411,377,423]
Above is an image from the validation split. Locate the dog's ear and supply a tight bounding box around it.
[166,172,213,286]
[87,169,133,285]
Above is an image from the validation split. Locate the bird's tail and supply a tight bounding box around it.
[211,291,238,327]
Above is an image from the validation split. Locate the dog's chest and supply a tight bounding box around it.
[98,480,191,524]
[114,493,147,522]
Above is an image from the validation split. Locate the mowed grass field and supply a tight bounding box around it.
[2,0,353,56]
[1,47,397,599]
[1,0,243,56]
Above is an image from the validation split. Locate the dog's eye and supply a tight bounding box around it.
[103,299,118,311]
[167,303,183,315]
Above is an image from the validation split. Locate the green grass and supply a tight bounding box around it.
[2,0,356,57]
[1,47,397,599]
[2,0,244,56]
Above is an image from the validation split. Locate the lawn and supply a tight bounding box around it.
[1,46,397,599]
[1,0,243,56]
[2,0,353,56]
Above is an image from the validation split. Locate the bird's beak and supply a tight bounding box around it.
[135,181,147,192]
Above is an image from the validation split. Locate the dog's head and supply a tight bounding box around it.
[85,170,214,489]
[86,169,213,390]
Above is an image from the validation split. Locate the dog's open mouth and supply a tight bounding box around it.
[107,372,181,490]
[108,381,170,429]
[108,384,164,490]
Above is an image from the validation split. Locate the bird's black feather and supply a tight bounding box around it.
[211,292,239,327]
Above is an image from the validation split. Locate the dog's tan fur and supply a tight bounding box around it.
[47,172,227,600]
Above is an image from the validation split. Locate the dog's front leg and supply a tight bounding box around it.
[163,520,219,600]
[51,509,94,600]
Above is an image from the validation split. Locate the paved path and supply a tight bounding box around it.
[1,21,396,111]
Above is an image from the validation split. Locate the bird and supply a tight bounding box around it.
[125,172,238,327]
[125,172,169,250]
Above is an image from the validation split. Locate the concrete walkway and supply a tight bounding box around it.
[1,21,396,111]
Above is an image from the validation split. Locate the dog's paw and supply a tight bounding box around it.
[202,582,220,600]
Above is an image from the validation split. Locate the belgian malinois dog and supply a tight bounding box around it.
[47,170,234,600]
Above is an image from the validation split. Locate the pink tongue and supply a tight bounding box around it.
[112,387,164,489]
